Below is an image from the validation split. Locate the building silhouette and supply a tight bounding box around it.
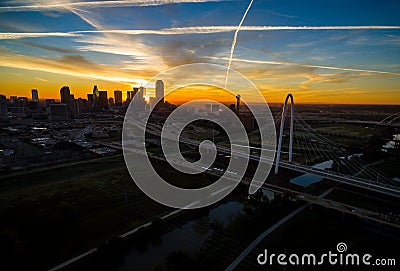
[155,80,164,104]
[236,94,241,113]
[87,94,93,109]
[132,87,139,99]
[31,89,39,102]
[60,86,71,104]
[92,85,99,108]
[98,91,108,109]
[114,90,122,105]
[0,94,7,115]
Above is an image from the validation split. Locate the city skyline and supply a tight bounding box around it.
[0,0,399,104]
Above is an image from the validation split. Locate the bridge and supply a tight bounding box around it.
[272,93,400,198]
[120,91,400,202]
[139,93,400,198]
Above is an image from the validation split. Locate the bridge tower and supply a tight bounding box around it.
[275,93,294,174]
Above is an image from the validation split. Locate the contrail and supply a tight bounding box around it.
[0,32,79,39]
[225,0,254,89]
[209,56,400,76]
[2,25,400,39]
[0,0,226,11]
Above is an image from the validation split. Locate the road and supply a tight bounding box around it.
[224,188,334,271]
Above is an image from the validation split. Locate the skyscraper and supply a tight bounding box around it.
[236,94,241,113]
[155,80,164,105]
[98,91,108,109]
[92,85,99,108]
[60,86,71,104]
[139,86,146,100]
[87,94,93,109]
[93,85,99,99]
[31,89,39,102]
[114,90,122,105]
[132,87,139,99]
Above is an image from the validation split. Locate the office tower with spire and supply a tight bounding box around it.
[236,94,241,113]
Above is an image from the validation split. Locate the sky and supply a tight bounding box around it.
[0,0,399,104]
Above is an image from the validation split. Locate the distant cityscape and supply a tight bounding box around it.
[0,78,261,172]
[0,80,169,121]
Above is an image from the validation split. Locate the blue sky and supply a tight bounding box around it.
[0,0,399,103]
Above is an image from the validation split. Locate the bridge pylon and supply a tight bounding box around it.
[275,93,294,174]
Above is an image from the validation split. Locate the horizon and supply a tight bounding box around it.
[0,0,399,104]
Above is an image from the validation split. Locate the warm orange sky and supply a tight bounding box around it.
[1,67,398,105]
[0,0,399,104]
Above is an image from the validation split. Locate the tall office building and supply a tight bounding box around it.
[132,87,146,112]
[92,85,99,108]
[71,99,81,117]
[60,86,71,104]
[139,86,146,99]
[93,85,99,98]
[98,91,108,109]
[87,94,93,109]
[132,87,139,99]
[31,89,39,102]
[236,94,241,113]
[155,80,164,105]
[114,90,122,105]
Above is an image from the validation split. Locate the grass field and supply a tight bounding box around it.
[235,205,400,271]
[0,154,218,270]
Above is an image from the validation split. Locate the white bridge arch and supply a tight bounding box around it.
[275,93,294,174]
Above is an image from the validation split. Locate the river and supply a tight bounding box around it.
[118,201,244,271]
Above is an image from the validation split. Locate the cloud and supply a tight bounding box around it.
[0,0,227,12]
[225,0,254,88]
[0,51,153,85]
[2,25,400,40]
[207,56,400,76]
[22,41,78,53]
[35,77,48,82]
[0,32,79,39]
[264,9,298,19]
